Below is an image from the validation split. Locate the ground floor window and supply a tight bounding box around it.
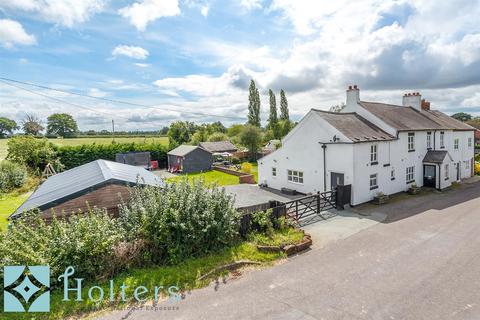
[272,167,277,177]
[391,168,395,180]
[369,173,378,190]
[406,166,415,183]
[444,164,449,180]
[465,161,470,170]
[287,170,303,183]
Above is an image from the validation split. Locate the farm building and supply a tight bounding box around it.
[199,141,238,153]
[11,159,162,220]
[167,145,213,173]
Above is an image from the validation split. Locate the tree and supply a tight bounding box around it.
[227,124,244,137]
[451,112,472,122]
[279,89,289,121]
[205,121,226,134]
[190,130,208,145]
[240,125,262,160]
[6,136,63,172]
[267,89,280,138]
[208,132,229,142]
[247,80,261,127]
[466,118,480,130]
[167,121,197,145]
[22,113,44,136]
[279,119,292,137]
[0,117,18,138]
[329,102,346,113]
[47,113,78,138]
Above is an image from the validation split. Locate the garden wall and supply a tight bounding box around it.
[213,166,255,184]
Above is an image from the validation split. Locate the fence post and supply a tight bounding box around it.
[295,201,299,222]
[316,191,320,214]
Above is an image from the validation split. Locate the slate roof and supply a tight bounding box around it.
[167,145,204,157]
[312,109,396,143]
[199,141,238,153]
[423,150,452,163]
[359,101,474,131]
[12,160,162,217]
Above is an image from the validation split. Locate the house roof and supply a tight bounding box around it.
[167,145,204,156]
[12,160,162,217]
[422,150,452,164]
[199,141,237,153]
[312,109,396,143]
[359,101,474,131]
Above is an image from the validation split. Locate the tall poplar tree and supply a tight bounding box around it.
[268,89,280,138]
[279,89,289,121]
[247,80,261,127]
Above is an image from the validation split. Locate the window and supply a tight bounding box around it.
[408,132,415,151]
[427,132,432,149]
[444,164,449,180]
[370,144,378,164]
[406,166,415,183]
[272,167,277,177]
[454,138,459,150]
[465,161,470,170]
[440,132,445,148]
[468,137,472,148]
[287,170,303,184]
[391,168,395,180]
[369,173,378,190]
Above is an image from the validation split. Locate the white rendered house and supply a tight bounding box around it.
[258,86,475,206]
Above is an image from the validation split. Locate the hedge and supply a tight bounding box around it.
[55,142,169,170]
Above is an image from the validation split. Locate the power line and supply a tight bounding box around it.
[0,76,246,121]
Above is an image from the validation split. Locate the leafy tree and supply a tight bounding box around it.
[47,113,78,138]
[466,118,480,130]
[208,132,229,142]
[451,112,472,122]
[205,121,226,134]
[279,89,289,121]
[227,124,244,137]
[190,130,208,145]
[22,113,44,136]
[240,125,262,160]
[167,121,197,145]
[6,136,63,172]
[247,80,261,127]
[279,119,293,137]
[267,89,280,138]
[0,117,18,138]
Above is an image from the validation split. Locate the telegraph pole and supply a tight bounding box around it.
[112,119,115,143]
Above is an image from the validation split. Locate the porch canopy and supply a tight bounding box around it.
[422,150,452,164]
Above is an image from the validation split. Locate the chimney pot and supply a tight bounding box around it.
[348,85,352,90]
[353,85,358,89]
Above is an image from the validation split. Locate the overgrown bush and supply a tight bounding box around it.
[118,179,240,264]
[6,136,63,173]
[55,142,168,170]
[0,161,28,192]
[475,162,480,175]
[241,162,252,174]
[251,209,274,236]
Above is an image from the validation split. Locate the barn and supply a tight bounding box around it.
[11,159,162,220]
[167,145,213,173]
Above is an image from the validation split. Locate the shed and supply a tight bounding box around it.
[115,152,151,169]
[199,141,238,153]
[167,145,213,173]
[11,159,163,220]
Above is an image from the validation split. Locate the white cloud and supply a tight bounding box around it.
[134,62,151,67]
[0,19,36,48]
[240,0,262,11]
[119,0,180,31]
[200,5,209,17]
[88,88,108,97]
[112,45,149,59]
[0,0,106,27]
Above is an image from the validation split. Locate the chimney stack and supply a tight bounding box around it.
[402,92,422,110]
[421,99,430,111]
[346,84,360,109]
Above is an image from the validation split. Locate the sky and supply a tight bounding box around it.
[0,0,480,132]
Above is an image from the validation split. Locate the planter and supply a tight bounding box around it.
[373,194,389,205]
[256,232,312,256]
[408,186,421,195]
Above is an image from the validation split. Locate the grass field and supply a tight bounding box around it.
[0,192,31,231]
[0,136,169,160]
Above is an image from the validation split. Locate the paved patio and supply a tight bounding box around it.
[223,184,302,209]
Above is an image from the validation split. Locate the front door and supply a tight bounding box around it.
[423,165,436,188]
[330,172,344,191]
[456,162,460,180]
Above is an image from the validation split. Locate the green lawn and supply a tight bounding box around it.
[0,136,169,160]
[0,192,30,231]
[168,163,259,186]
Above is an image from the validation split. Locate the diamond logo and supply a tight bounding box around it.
[3,266,50,312]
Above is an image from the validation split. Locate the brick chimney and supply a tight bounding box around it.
[421,99,430,111]
[402,92,422,110]
[346,85,360,109]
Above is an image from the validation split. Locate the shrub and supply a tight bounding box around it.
[475,162,480,175]
[0,161,28,192]
[241,162,252,174]
[6,136,63,173]
[251,209,274,236]
[55,142,168,170]
[118,179,240,264]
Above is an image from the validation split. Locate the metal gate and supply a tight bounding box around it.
[283,190,337,224]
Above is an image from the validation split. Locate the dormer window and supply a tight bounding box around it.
[370,144,378,165]
[408,132,415,152]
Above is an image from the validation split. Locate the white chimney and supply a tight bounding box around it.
[402,92,422,110]
[345,85,360,110]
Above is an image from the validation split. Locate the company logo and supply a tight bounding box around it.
[3,265,50,312]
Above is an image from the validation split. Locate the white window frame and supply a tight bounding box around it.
[370,144,378,164]
[408,132,415,151]
[444,164,449,180]
[406,166,415,183]
[454,138,459,150]
[440,132,445,148]
[468,137,472,148]
[272,167,277,177]
[391,168,395,180]
[287,169,304,184]
[465,161,470,170]
[427,132,432,149]
[369,173,378,190]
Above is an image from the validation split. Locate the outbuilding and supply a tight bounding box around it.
[167,145,213,173]
[199,141,238,153]
[11,159,162,220]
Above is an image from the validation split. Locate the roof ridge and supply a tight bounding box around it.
[311,108,357,115]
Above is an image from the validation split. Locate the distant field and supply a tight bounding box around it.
[0,136,169,160]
